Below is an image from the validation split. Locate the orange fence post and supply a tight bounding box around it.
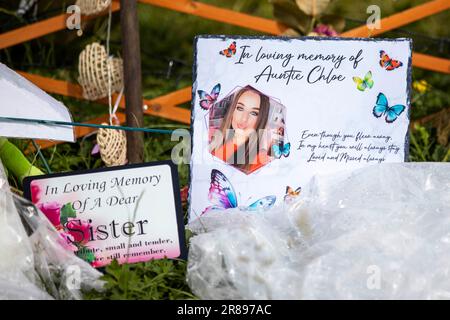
[138,0,286,34]
[412,52,450,74]
[26,112,126,153]
[17,71,191,124]
[0,2,120,50]
[341,0,450,38]
[139,0,450,74]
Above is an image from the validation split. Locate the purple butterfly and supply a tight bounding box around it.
[202,169,276,215]
[197,83,221,110]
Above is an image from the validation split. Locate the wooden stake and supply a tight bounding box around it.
[120,0,144,163]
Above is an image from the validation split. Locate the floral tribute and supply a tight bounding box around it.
[31,184,99,266]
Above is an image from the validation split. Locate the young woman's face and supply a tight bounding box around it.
[231,90,261,141]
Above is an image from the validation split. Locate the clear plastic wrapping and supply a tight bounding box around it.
[187,163,450,299]
[0,161,103,299]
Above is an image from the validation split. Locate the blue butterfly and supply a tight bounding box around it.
[373,92,406,123]
[202,169,276,215]
[272,142,290,159]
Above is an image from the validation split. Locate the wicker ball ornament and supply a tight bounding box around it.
[78,42,123,101]
[97,124,127,167]
[75,0,111,15]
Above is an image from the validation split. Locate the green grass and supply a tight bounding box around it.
[410,124,450,162]
[85,259,196,300]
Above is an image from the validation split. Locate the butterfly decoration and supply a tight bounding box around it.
[272,142,291,159]
[373,92,406,123]
[379,50,403,71]
[284,186,301,201]
[219,41,237,58]
[197,83,221,110]
[353,71,374,91]
[202,169,276,215]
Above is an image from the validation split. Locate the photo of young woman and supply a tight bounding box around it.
[209,85,278,174]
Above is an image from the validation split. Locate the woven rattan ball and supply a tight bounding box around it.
[78,42,123,101]
[75,0,111,15]
[97,124,127,167]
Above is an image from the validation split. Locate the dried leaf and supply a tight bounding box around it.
[296,0,331,16]
[436,108,450,146]
[272,0,311,33]
[282,28,301,37]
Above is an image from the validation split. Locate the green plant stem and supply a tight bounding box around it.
[409,133,426,161]
[308,16,316,34]
[0,137,43,182]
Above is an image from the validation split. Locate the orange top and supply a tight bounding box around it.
[211,140,271,173]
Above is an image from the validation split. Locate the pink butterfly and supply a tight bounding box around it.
[197,83,221,110]
[202,169,276,215]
